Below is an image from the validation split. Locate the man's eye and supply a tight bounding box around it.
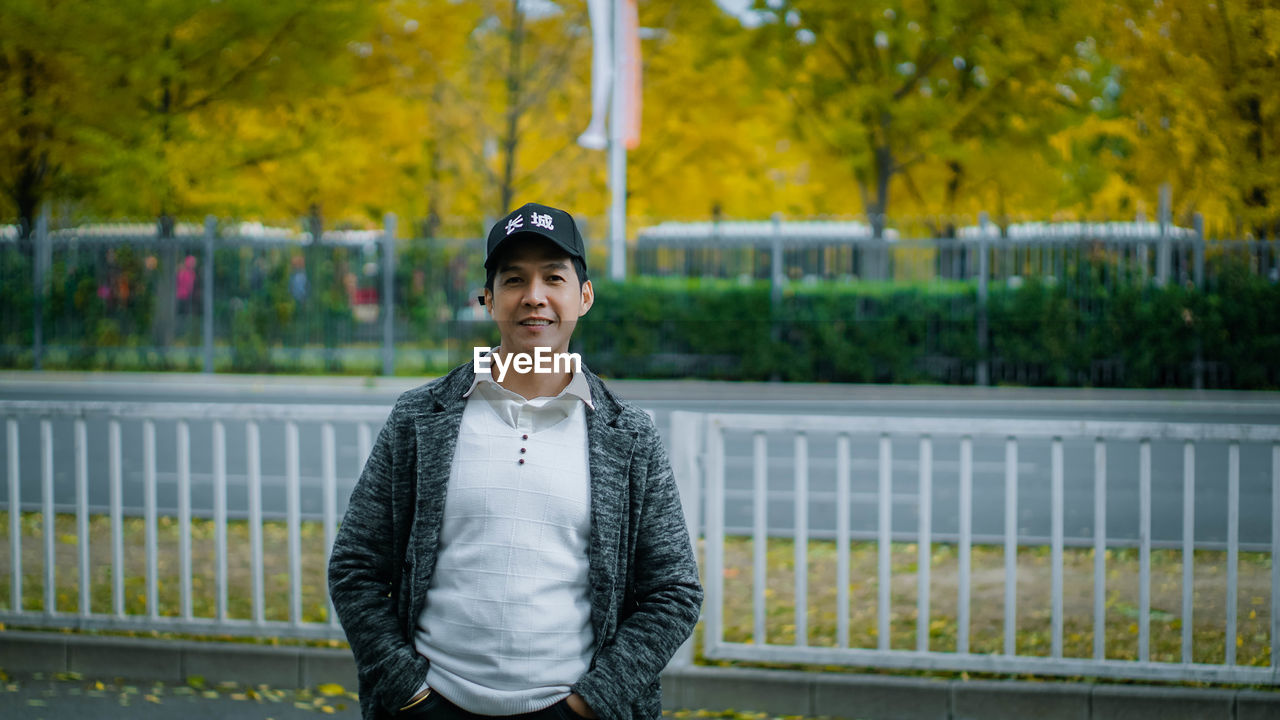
[504,277,521,284]
[547,275,564,282]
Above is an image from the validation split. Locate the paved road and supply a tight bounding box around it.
[3,372,1278,548]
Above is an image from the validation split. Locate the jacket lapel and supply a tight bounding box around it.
[583,370,639,641]
[408,365,471,624]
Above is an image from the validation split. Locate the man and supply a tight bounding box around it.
[329,202,703,720]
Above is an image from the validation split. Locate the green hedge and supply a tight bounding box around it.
[576,275,1279,389]
[577,278,977,383]
[5,245,1277,387]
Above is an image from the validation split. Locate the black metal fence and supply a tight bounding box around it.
[1,216,493,374]
[634,214,1280,291]
[2,212,1277,382]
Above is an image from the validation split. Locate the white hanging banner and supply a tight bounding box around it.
[579,0,641,151]
[578,0,611,150]
[622,0,641,149]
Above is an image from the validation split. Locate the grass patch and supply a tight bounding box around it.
[0,512,1272,673]
[714,536,1272,667]
[0,511,332,625]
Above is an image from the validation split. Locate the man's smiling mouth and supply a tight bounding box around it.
[520,319,553,326]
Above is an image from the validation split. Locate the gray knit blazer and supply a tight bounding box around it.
[328,362,703,720]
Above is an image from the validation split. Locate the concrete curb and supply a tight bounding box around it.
[0,631,356,689]
[1,632,1277,719]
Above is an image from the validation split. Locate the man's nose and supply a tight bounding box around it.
[521,278,548,305]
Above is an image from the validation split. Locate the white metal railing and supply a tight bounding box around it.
[0,400,387,639]
[669,412,1280,685]
[4,400,1279,686]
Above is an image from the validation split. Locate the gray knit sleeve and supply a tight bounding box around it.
[327,402,429,712]
[572,422,703,720]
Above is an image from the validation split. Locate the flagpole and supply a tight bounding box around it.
[608,0,627,281]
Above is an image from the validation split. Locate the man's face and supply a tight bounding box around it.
[483,237,593,359]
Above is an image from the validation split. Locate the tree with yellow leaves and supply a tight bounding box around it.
[744,0,1100,232]
[0,1,113,243]
[1095,0,1278,230]
[88,0,373,345]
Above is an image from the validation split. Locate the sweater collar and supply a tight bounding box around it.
[427,360,624,427]
[462,346,594,409]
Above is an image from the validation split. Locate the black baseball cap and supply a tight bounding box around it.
[484,202,587,271]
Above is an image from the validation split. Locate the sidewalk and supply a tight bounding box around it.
[0,669,359,719]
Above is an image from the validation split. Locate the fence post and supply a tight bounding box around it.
[382,212,397,377]
[770,213,783,309]
[32,206,49,371]
[668,409,703,667]
[1193,213,1205,289]
[203,216,216,374]
[1156,183,1172,286]
[1193,213,1205,390]
[1136,209,1149,284]
[770,213,783,382]
[976,212,990,386]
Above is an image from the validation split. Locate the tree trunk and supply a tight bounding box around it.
[13,48,48,254]
[307,201,323,298]
[421,83,445,240]
[1240,94,1269,234]
[865,109,894,281]
[151,34,177,351]
[869,110,894,240]
[944,160,964,238]
[498,0,526,215]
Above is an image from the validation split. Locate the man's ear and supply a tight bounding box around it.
[482,288,494,316]
[578,279,594,317]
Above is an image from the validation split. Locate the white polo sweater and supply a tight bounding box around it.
[413,363,595,715]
